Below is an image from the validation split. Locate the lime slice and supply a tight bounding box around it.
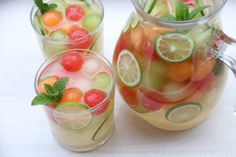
[166,102,202,123]
[117,49,141,87]
[188,26,213,48]
[53,102,92,130]
[155,33,194,63]
[92,114,113,141]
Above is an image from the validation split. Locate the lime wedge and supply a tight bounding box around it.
[117,49,141,87]
[53,102,92,130]
[155,33,194,63]
[166,102,202,123]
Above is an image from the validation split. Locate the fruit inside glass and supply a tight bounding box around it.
[30,0,104,59]
[113,0,236,131]
[34,49,115,152]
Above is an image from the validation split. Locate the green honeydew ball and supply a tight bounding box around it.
[93,73,112,92]
[82,14,101,31]
[44,31,68,57]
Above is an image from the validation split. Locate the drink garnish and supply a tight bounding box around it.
[160,0,209,21]
[32,77,69,106]
[34,0,58,14]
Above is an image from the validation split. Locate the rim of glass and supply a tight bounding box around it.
[131,0,228,28]
[34,49,116,114]
[30,0,104,44]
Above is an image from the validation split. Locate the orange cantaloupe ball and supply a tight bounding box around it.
[41,11,62,27]
[38,76,59,93]
[168,61,192,82]
[60,88,83,103]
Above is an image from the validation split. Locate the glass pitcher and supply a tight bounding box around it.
[113,0,236,131]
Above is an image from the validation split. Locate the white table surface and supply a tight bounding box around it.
[1,0,236,157]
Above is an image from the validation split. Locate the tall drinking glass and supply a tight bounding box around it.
[30,0,104,58]
[34,49,115,151]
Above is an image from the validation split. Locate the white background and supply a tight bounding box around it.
[1,0,236,157]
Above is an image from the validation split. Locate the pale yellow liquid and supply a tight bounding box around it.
[46,99,114,151]
[132,69,228,131]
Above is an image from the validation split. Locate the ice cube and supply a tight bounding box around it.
[69,77,93,93]
[82,58,102,75]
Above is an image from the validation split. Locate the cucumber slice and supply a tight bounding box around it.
[35,15,45,35]
[123,13,139,33]
[213,59,224,76]
[131,14,139,29]
[53,102,92,130]
[92,114,113,141]
[188,26,213,47]
[123,14,133,33]
[144,0,157,14]
[139,0,146,7]
[166,102,202,123]
[88,32,101,50]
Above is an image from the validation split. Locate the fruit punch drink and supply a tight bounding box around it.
[30,0,103,58]
[113,0,230,131]
[32,49,115,151]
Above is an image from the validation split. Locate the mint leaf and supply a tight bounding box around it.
[34,0,57,14]
[189,5,209,19]
[176,1,189,21]
[160,0,209,21]
[195,0,205,16]
[44,84,59,96]
[32,93,57,106]
[48,4,58,10]
[53,77,69,95]
[160,15,177,21]
[32,77,69,107]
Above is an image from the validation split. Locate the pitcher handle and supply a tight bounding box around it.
[211,30,236,113]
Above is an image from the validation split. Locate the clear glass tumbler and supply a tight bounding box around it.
[30,0,104,59]
[34,49,115,152]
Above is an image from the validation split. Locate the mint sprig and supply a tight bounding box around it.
[34,0,58,14]
[160,0,209,21]
[31,77,69,106]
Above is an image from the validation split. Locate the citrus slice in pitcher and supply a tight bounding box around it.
[117,49,141,87]
[53,102,92,130]
[155,33,194,63]
[165,102,202,123]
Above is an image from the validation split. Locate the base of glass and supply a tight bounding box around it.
[54,125,115,152]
